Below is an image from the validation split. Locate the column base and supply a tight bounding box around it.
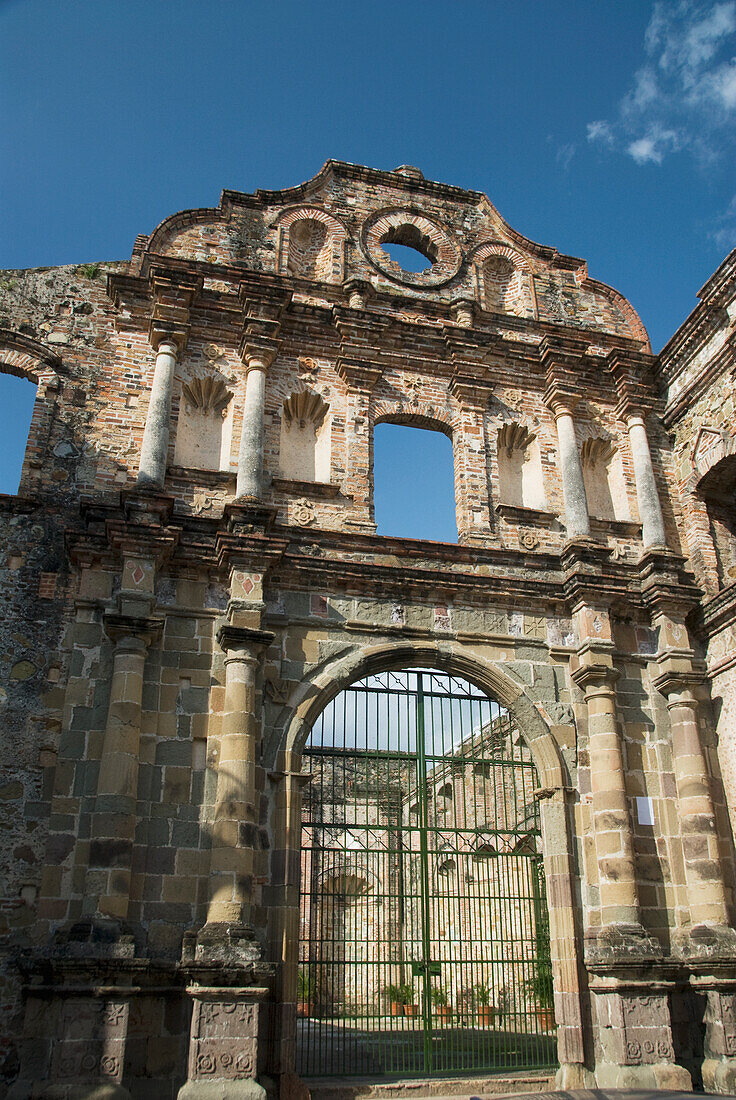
[585,921,661,964]
[178,1082,266,1100]
[702,1056,736,1094]
[554,1062,588,1089]
[594,1060,693,1090]
[673,922,736,961]
[191,922,263,966]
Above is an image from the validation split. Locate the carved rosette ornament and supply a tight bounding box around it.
[292,499,315,526]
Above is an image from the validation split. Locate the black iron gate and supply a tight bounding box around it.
[296,669,557,1078]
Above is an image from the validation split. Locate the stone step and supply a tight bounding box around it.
[304,1073,557,1100]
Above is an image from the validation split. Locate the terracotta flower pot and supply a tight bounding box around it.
[535,1007,555,1031]
[435,1005,452,1025]
[477,1006,495,1027]
[390,1001,403,1016]
[297,1001,312,1018]
[403,1003,419,1018]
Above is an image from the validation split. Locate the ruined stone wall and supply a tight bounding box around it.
[656,250,736,848]
[0,162,734,1097]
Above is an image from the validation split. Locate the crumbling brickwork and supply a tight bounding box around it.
[0,161,734,1099]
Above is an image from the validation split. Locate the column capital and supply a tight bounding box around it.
[343,277,374,310]
[239,339,279,372]
[543,381,582,418]
[216,623,275,655]
[570,654,620,693]
[652,667,704,700]
[103,611,163,648]
[147,265,201,353]
[450,297,476,327]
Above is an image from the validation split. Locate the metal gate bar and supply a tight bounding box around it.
[297,669,557,1078]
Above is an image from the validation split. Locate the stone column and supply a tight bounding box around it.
[572,660,642,934]
[667,682,729,927]
[552,402,591,539]
[626,414,667,549]
[236,352,274,500]
[207,633,261,928]
[650,611,734,939]
[85,631,148,922]
[179,556,277,1100]
[138,338,179,489]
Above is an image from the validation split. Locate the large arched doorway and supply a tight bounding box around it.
[296,667,557,1079]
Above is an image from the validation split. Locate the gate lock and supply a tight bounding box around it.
[411,960,442,977]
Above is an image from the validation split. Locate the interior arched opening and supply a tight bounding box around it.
[0,366,38,495]
[373,420,458,542]
[698,454,736,586]
[295,665,558,1080]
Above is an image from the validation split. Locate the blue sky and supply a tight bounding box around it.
[2,0,735,537]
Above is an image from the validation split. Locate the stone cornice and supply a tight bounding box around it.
[657,248,736,382]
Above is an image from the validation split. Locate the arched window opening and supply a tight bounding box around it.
[698,456,736,586]
[380,223,437,272]
[297,667,556,1077]
[373,422,457,542]
[0,370,37,494]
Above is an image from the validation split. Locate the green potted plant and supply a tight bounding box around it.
[525,957,555,1031]
[474,982,495,1027]
[385,982,404,1017]
[430,985,452,1025]
[297,966,314,1018]
[400,982,418,1018]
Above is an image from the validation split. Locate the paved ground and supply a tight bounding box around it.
[467,1093,736,1100]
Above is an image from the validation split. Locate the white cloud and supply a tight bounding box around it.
[556,142,577,170]
[587,120,614,145]
[628,126,681,163]
[587,1,736,165]
[711,193,736,249]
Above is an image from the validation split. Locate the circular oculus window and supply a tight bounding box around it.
[361,208,462,288]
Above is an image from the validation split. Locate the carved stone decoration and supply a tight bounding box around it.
[282,390,329,430]
[519,530,540,550]
[185,994,261,1086]
[203,342,225,363]
[693,425,734,479]
[581,435,615,467]
[297,355,320,379]
[292,499,315,526]
[182,374,233,417]
[498,420,536,456]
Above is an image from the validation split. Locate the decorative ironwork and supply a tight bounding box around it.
[297,668,556,1078]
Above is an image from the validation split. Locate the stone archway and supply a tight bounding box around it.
[269,640,585,1087]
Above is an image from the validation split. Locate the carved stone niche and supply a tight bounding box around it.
[174,373,235,473]
[496,420,546,511]
[279,390,330,483]
[580,435,631,523]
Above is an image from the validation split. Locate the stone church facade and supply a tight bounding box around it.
[0,161,734,1098]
